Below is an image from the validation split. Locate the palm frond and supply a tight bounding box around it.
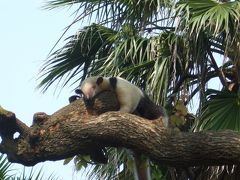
[95,32,173,104]
[177,0,240,40]
[45,0,174,31]
[71,148,135,180]
[194,89,240,131]
[11,167,58,180]
[0,154,12,180]
[38,24,118,92]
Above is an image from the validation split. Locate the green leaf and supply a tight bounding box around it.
[44,0,173,31]
[194,89,240,131]
[38,24,117,92]
[177,0,240,39]
[0,154,11,180]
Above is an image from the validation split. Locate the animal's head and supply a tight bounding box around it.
[80,76,110,99]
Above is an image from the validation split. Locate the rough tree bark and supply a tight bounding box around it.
[0,91,240,167]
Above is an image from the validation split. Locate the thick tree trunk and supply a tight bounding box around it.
[0,91,240,167]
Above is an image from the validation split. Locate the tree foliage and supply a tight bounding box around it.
[0,154,58,180]
[38,0,240,179]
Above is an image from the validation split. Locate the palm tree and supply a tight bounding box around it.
[39,0,240,179]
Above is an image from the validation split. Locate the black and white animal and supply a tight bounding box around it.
[72,76,168,125]
[69,76,168,175]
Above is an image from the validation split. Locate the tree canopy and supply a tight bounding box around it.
[1,0,240,179]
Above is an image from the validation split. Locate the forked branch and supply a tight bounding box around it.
[0,91,240,167]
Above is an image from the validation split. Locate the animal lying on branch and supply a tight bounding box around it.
[69,76,170,180]
[0,77,240,173]
[69,76,169,123]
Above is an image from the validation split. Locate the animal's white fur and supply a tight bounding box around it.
[80,76,144,113]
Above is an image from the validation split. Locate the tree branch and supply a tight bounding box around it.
[0,91,240,167]
[208,49,228,88]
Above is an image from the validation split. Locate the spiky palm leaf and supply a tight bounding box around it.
[39,23,177,104]
[64,148,136,180]
[45,0,173,31]
[177,0,240,37]
[0,154,12,180]
[11,167,58,180]
[194,89,240,131]
[0,154,58,180]
[176,0,240,69]
[38,24,118,92]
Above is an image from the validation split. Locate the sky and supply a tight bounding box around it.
[0,1,88,179]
